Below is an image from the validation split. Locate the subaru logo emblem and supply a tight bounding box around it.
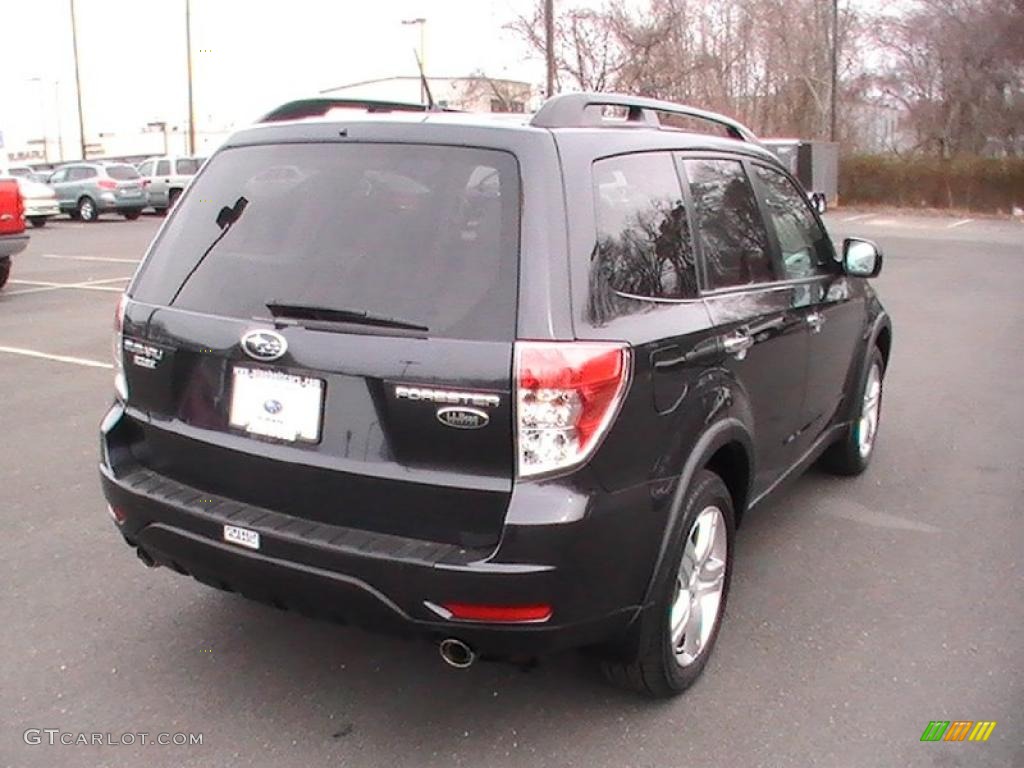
[436,406,490,430]
[263,399,283,415]
[241,330,287,361]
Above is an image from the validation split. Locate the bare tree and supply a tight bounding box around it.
[869,0,1024,156]
[507,2,630,93]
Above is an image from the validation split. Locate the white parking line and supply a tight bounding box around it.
[842,213,874,222]
[41,253,140,264]
[947,218,974,229]
[0,345,112,369]
[6,277,130,296]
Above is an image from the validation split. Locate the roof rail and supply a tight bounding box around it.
[259,97,458,123]
[529,92,759,143]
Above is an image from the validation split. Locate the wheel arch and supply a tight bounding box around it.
[639,417,754,611]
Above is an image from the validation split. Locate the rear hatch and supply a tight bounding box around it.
[123,142,520,547]
[106,164,145,202]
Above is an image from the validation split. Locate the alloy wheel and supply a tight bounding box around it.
[670,505,728,667]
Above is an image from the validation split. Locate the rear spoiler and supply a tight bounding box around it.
[259,98,460,123]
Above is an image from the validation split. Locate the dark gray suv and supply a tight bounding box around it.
[100,93,891,697]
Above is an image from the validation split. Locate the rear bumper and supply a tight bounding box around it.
[24,199,60,218]
[0,232,29,258]
[99,406,663,657]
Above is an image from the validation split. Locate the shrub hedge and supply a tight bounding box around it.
[839,155,1024,213]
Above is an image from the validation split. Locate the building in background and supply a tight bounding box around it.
[320,76,535,113]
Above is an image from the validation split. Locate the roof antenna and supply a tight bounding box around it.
[413,49,435,111]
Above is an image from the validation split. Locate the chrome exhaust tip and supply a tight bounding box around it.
[438,638,476,669]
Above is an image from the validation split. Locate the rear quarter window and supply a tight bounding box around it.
[131,143,521,341]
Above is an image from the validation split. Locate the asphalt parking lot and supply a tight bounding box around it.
[1,211,1021,768]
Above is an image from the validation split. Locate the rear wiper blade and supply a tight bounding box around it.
[266,301,429,332]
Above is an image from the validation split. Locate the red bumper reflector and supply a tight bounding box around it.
[107,504,126,525]
[442,603,552,623]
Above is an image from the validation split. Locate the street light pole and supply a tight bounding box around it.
[28,78,49,163]
[401,18,427,104]
[69,0,87,159]
[185,0,196,155]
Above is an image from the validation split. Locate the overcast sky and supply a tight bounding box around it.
[0,0,550,148]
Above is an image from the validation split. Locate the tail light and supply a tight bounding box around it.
[113,294,128,400]
[98,179,117,190]
[515,341,631,478]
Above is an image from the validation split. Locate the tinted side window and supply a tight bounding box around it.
[50,169,67,183]
[138,161,154,176]
[588,153,696,323]
[753,164,835,279]
[82,167,98,179]
[683,158,773,290]
[175,158,200,175]
[156,160,171,175]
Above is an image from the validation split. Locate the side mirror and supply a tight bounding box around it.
[843,238,883,278]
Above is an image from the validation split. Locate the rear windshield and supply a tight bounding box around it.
[175,158,201,175]
[107,165,140,180]
[131,143,521,341]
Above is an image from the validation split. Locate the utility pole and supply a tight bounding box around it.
[544,0,556,98]
[185,0,196,155]
[830,0,839,142]
[69,0,86,159]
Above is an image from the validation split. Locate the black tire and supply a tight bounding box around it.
[168,188,182,209]
[29,216,48,228]
[601,469,736,697]
[77,196,98,222]
[123,211,141,221]
[0,258,10,290]
[155,206,168,216]
[820,347,885,476]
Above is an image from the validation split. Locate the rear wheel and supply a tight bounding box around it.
[0,258,10,289]
[29,216,48,228]
[168,188,182,209]
[77,196,97,222]
[601,469,735,697]
[123,210,141,221]
[821,347,884,475]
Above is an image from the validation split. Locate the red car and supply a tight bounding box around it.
[0,175,28,289]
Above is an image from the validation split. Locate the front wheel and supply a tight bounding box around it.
[29,216,48,228]
[820,347,884,475]
[601,469,735,697]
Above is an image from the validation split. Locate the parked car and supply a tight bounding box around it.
[137,155,203,213]
[100,93,891,697]
[0,174,28,289]
[0,164,59,227]
[48,162,146,222]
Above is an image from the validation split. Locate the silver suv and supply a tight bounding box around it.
[48,162,146,222]
[137,156,203,213]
